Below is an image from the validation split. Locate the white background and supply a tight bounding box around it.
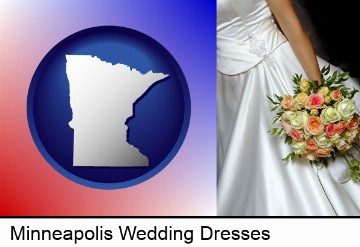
[0,218,359,246]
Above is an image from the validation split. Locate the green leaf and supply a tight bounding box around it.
[266,95,278,105]
[331,151,337,160]
[292,73,302,84]
[268,128,278,135]
[274,94,283,103]
[331,70,338,81]
[326,75,332,82]
[340,71,349,78]
[272,115,282,124]
[271,105,279,111]
[340,87,348,96]
[321,64,330,75]
[283,152,296,161]
[348,87,359,99]
[322,158,328,168]
[285,135,292,144]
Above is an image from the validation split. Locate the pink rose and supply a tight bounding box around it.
[315,149,332,158]
[330,90,342,101]
[290,129,303,141]
[304,152,316,161]
[336,121,347,134]
[305,93,324,109]
[282,95,296,110]
[282,120,292,134]
[305,116,324,135]
[325,123,337,137]
[348,116,360,130]
[305,139,318,151]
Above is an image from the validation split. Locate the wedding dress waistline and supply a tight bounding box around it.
[217,18,287,75]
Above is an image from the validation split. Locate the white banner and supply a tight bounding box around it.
[0,218,358,246]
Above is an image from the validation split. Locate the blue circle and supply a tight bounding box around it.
[27,26,191,189]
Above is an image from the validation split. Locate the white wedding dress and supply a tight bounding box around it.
[217,0,360,216]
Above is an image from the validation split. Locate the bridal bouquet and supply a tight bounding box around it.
[268,65,360,182]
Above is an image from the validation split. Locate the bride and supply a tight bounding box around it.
[217,0,360,215]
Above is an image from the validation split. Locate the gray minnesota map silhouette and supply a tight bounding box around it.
[65,55,169,167]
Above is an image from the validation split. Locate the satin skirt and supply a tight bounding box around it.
[217,42,360,216]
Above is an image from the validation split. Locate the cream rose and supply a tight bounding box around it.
[330,133,341,143]
[343,130,358,143]
[335,138,352,152]
[291,141,307,155]
[289,111,309,130]
[337,98,356,121]
[314,133,333,149]
[283,111,294,120]
[320,107,341,124]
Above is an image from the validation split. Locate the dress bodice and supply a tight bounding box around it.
[217,0,271,34]
[217,0,287,75]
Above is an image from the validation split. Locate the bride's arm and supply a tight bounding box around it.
[267,0,322,84]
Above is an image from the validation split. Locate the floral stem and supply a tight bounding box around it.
[311,163,338,216]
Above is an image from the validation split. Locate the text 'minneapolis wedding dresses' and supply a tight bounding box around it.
[217,0,360,215]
